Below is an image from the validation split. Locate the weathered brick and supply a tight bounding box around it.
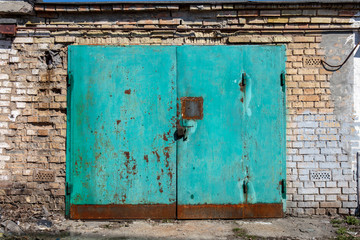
[342,202,357,208]
[250,36,272,43]
[55,36,75,43]
[216,11,237,17]
[13,38,34,44]
[137,19,159,25]
[112,4,122,11]
[228,36,251,43]
[293,36,315,43]
[338,208,350,214]
[237,10,258,17]
[338,10,357,16]
[75,5,88,12]
[317,9,338,16]
[38,129,48,136]
[89,5,101,11]
[319,202,341,208]
[289,17,310,23]
[281,10,302,16]
[34,5,45,11]
[298,188,318,194]
[298,202,319,208]
[247,18,267,24]
[302,10,317,16]
[223,4,233,9]
[11,96,31,102]
[45,5,56,11]
[298,69,319,75]
[55,96,66,102]
[273,36,292,43]
[0,74,9,80]
[320,188,341,194]
[311,17,331,24]
[332,18,350,24]
[159,19,181,25]
[260,10,280,16]
[342,188,357,194]
[299,95,320,102]
[267,18,289,24]
[298,162,318,168]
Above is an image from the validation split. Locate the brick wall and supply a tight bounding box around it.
[0,3,359,219]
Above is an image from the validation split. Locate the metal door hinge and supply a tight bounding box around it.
[66,182,72,195]
[280,72,286,87]
[281,179,286,199]
[243,181,248,194]
[68,71,73,86]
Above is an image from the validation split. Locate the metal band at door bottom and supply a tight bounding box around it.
[177,203,283,219]
[70,204,176,219]
[70,203,282,219]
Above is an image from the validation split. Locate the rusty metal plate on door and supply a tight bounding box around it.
[177,203,283,219]
[181,97,203,120]
[71,204,176,219]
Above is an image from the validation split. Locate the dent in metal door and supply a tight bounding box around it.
[176,45,286,219]
[67,46,177,219]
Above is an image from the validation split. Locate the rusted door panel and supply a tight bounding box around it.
[176,46,286,219]
[67,46,177,219]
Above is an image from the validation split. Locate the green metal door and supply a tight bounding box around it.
[67,45,286,219]
[67,46,177,219]
[176,46,286,219]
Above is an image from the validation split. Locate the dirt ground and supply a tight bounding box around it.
[2,215,352,240]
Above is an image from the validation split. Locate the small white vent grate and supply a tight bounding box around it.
[310,170,331,181]
[304,57,323,67]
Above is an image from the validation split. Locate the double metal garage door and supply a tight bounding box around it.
[66,45,286,219]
